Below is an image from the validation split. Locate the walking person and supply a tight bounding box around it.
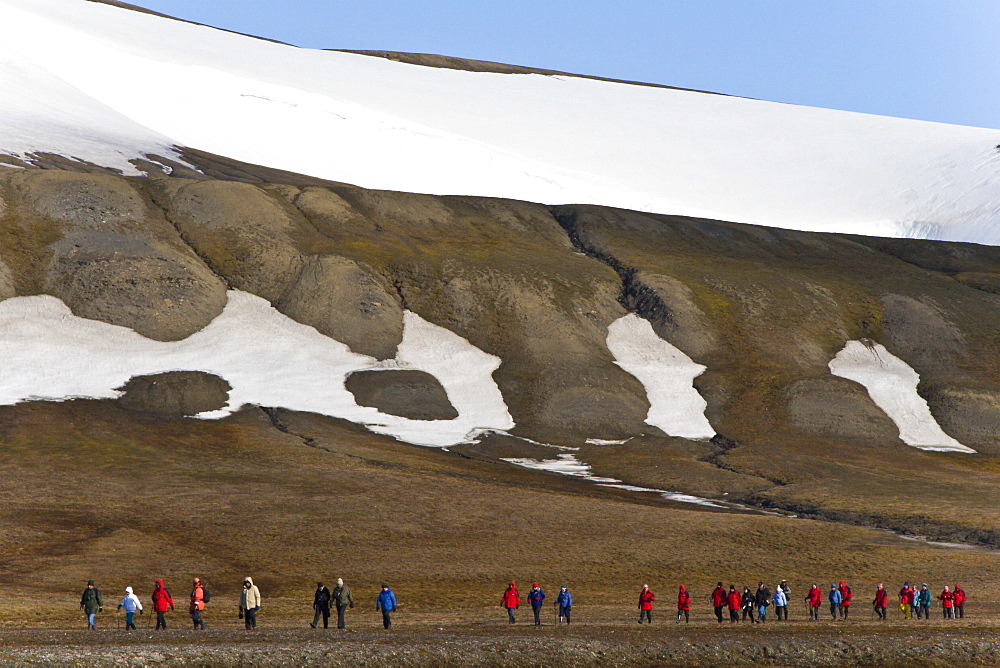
[740,586,756,623]
[710,582,726,624]
[939,586,955,619]
[501,581,520,624]
[828,584,842,620]
[772,583,787,620]
[873,583,888,621]
[805,583,822,620]
[151,580,174,630]
[755,582,771,623]
[777,580,791,619]
[917,583,932,620]
[239,576,261,630]
[676,584,691,624]
[190,578,207,630]
[556,585,572,625]
[726,585,741,623]
[333,578,354,630]
[117,586,142,630]
[954,585,967,618]
[311,582,332,629]
[527,583,546,626]
[637,584,655,624]
[837,581,852,620]
[80,580,103,630]
[898,582,913,619]
[376,583,397,629]
[908,583,920,619]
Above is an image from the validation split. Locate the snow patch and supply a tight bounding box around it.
[607,314,714,439]
[829,341,974,453]
[585,437,631,445]
[501,453,724,507]
[0,290,513,447]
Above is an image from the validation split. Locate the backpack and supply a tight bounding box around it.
[203,588,211,603]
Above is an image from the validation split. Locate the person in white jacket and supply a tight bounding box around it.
[239,577,261,630]
[117,586,143,630]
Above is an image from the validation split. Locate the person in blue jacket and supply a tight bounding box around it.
[556,585,572,624]
[375,583,397,629]
[828,583,842,620]
[527,583,546,626]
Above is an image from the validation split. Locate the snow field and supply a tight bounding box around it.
[829,341,974,453]
[606,314,715,439]
[2,0,1000,243]
[0,291,513,447]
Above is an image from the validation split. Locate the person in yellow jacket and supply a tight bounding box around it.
[239,577,261,630]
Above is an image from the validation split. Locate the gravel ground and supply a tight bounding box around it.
[3,623,999,666]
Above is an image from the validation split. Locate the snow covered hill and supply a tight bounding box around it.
[1,0,999,244]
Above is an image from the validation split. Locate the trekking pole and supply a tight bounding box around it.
[116,608,121,631]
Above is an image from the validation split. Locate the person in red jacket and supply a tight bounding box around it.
[939,586,955,619]
[805,583,822,620]
[837,581,852,620]
[676,584,691,624]
[151,579,174,630]
[953,585,967,618]
[500,581,520,625]
[638,584,655,624]
[898,582,914,619]
[873,583,888,621]
[709,582,726,624]
[726,585,741,623]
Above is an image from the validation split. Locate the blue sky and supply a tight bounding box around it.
[132,0,999,129]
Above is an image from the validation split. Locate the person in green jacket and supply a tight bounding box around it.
[80,580,103,630]
[917,584,932,619]
[332,578,354,630]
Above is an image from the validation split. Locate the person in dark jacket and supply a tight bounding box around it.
[917,584,932,619]
[638,584,655,624]
[740,587,756,623]
[710,582,726,623]
[501,581,521,624]
[527,583,546,625]
[151,579,174,630]
[80,580,103,630]
[726,585,741,623]
[755,583,771,623]
[873,583,888,621]
[311,582,331,629]
[375,583,397,629]
[332,578,354,630]
[556,586,572,624]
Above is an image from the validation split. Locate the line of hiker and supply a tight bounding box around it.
[501,582,573,625]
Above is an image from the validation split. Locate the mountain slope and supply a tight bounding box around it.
[2,0,999,244]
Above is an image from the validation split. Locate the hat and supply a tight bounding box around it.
[382,582,389,588]
[560,585,566,589]
[87,580,95,586]
[125,586,133,594]
[509,581,516,586]
[903,581,909,586]
[921,583,928,587]
[193,577,201,584]
[532,582,539,588]
[642,584,648,589]
[717,581,723,587]
[317,582,324,587]
[830,584,837,588]
[337,578,344,586]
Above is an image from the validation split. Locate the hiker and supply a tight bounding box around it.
[80,580,103,630]
[837,581,852,620]
[805,583,822,620]
[740,587,756,623]
[501,581,520,624]
[908,583,920,619]
[726,585,741,623]
[527,583,546,626]
[754,582,771,623]
[676,584,691,624]
[828,584,842,620]
[898,582,913,619]
[151,579,174,630]
[118,586,142,630]
[873,583,888,621]
[710,582,727,623]
[376,583,397,629]
[916,583,932,619]
[333,578,354,630]
[939,586,955,619]
[556,585,572,624]
[954,585,967,618]
[637,584,655,624]
[772,583,787,620]
[190,578,207,630]
[779,579,791,599]
[311,582,332,629]
[239,576,261,630]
